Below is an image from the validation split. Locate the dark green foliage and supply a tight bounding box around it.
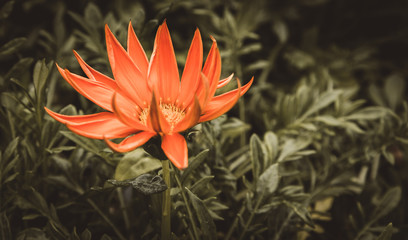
[1,0,408,239]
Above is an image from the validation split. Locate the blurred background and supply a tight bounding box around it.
[1,0,407,239]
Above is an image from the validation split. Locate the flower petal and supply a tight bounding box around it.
[105,131,156,152]
[217,74,234,89]
[148,20,180,103]
[72,50,117,90]
[149,92,171,133]
[127,21,149,78]
[105,24,151,105]
[196,73,210,109]
[45,108,136,139]
[202,36,221,105]
[179,28,203,106]
[199,77,253,122]
[161,133,188,169]
[57,65,114,112]
[174,96,201,133]
[112,92,152,132]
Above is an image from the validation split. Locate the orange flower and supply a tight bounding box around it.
[45,21,253,169]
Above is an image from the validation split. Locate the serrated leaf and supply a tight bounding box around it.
[186,188,216,240]
[257,163,279,195]
[114,149,161,181]
[0,37,26,56]
[107,174,167,195]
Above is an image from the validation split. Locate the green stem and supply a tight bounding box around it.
[173,166,200,240]
[87,199,127,240]
[117,188,131,232]
[225,203,246,240]
[238,192,264,240]
[161,160,171,240]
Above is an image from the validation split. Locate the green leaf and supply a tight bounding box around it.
[277,138,312,162]
[114,149,161,181]
[0,213,11,240]
[0,0,14,19]
[376,223,393,240]
[84,3,103,28]
[5,57,33,80]
[257,163,279,195]
[273,20,288,43]
[60,131,103,156]
[3,137,18,160]
[263,131,278,164]
[80,229,92,240]
[0,37,26,56]
[16,228,48,240]
[283,200,314,227]
[385,74,405,110]
[344,107,389,121]
[299,90,342,121]
[181,149,209,183]
[371,187,401,222]
[107,174,167,195]
[190,176,214,194]
[33,59,50,97]
[186,188,217,240]
[250,134,266,180]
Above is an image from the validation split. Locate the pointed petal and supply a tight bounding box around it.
[202,37,221,104]
[45,107,112,125]
[195,73,210,110]
[148,21,180,103]
[112,92,152,132]
[45,108,136,139]
[73,50,117,90]
[57,65,114,112]
[199,77,253,122]
[161,133,188,169]
[179,29,203,106]
[174,96,201,133]
[217,74,234,89]
[127,21,149,78]
[105,131,156,152]
[105,24,151,105]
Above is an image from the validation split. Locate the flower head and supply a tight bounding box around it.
[45,21,253,169]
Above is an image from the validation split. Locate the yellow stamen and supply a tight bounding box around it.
[138,102,186,133]
[139,107,150,126]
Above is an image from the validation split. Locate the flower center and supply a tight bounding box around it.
[139,107,150,126]
[160,103,185,128]
[138,103,185,132]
